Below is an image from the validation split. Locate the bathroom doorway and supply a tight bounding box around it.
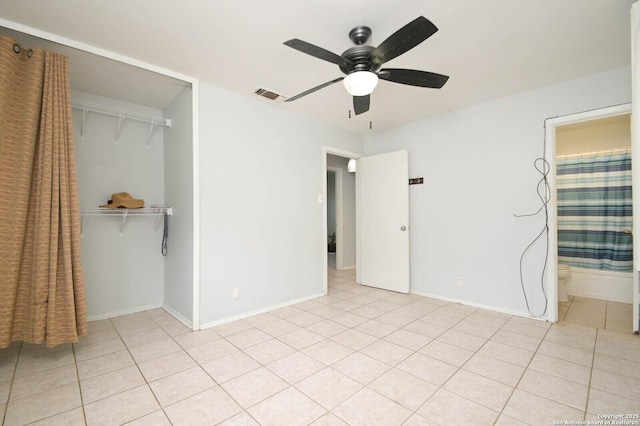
[545,103,634,332]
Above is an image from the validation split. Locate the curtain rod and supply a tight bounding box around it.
[71,100,172,128]
[557,146,631,159]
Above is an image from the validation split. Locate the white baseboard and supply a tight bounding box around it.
[410,290,549,322]
[86,303,163,322]
[86,303,194,330]
[162,304,193,329]
[200,292,326,330]
[338,265,356,271]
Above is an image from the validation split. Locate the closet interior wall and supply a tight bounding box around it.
[73,90,167,320]
[162,88,194,327]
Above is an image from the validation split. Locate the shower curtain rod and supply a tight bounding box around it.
[556,146,631,159]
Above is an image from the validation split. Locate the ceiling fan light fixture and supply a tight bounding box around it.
[343,71,378,96]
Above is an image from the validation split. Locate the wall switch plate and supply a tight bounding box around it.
[456,276,464,286]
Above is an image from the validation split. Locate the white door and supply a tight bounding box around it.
[356,150,410,293]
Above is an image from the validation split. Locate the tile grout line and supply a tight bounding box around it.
[100,314,165,425]
[495,319,555,425]
[160,313,265,425]
[85,313,176,425]
[1,341,22,426]
[5,341,83,425]
[395,310,478,425]
[71,338,89,426]
[321,280,426,425]
[130,313,177,426]
[422,312,536,424]
[582,326,599,422]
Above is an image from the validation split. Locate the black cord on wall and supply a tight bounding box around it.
[161,212,168,256]
[513,125,551,317]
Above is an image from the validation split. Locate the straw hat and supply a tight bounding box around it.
[100,192,144,209]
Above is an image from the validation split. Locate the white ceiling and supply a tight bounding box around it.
[0,0,634,134]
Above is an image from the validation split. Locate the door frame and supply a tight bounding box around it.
[544,103,632,324]
[322,146,361,294]
[327,167,343,270]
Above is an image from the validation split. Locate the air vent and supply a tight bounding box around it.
[254,88,283,102]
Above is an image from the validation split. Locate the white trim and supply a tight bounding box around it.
[410,290,549,322]
[544,103,632,323]
[0,18,195,84]
[199,293,325,330]
[86,304,163,322]
[192,81,201,331]
[162,304,193,329]
[322,146,362,295]
[0,18,203,331]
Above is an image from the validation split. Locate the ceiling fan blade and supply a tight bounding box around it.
[371,16,438,67]
[353,95,370,115]
[379,68,449,88]
[285,77,344,102]
[284,39,352,69]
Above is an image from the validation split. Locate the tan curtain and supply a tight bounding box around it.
[0,35,87,348]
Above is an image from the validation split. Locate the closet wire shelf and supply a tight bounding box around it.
[79,207,173,235]
[71,100,172,145]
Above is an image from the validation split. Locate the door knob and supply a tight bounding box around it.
[400,226,407,231]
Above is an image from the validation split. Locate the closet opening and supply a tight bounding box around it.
[1,24,199,329]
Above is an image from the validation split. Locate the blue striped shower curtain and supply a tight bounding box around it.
[556,150,633,272]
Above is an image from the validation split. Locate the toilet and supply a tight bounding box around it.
[557,264,571,303]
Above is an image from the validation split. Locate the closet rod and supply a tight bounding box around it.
[71,100,172,128]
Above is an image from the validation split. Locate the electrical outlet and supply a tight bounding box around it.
[232,288,239,299]
[456,276,464,287]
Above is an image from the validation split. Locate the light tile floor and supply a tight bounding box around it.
[559,295,633,333]
[1,269,640,425]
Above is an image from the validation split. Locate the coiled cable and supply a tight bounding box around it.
[514,127,551,317]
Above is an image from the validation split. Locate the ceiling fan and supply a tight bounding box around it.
[283,16,449,115]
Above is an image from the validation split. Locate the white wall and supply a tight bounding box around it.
[198,83,362,326]
[327,155,357,269]
[163,87,194,325]
[363,67,631,317]
[73,91,166,320]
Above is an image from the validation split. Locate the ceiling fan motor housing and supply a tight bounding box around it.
[340,45,378,74]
